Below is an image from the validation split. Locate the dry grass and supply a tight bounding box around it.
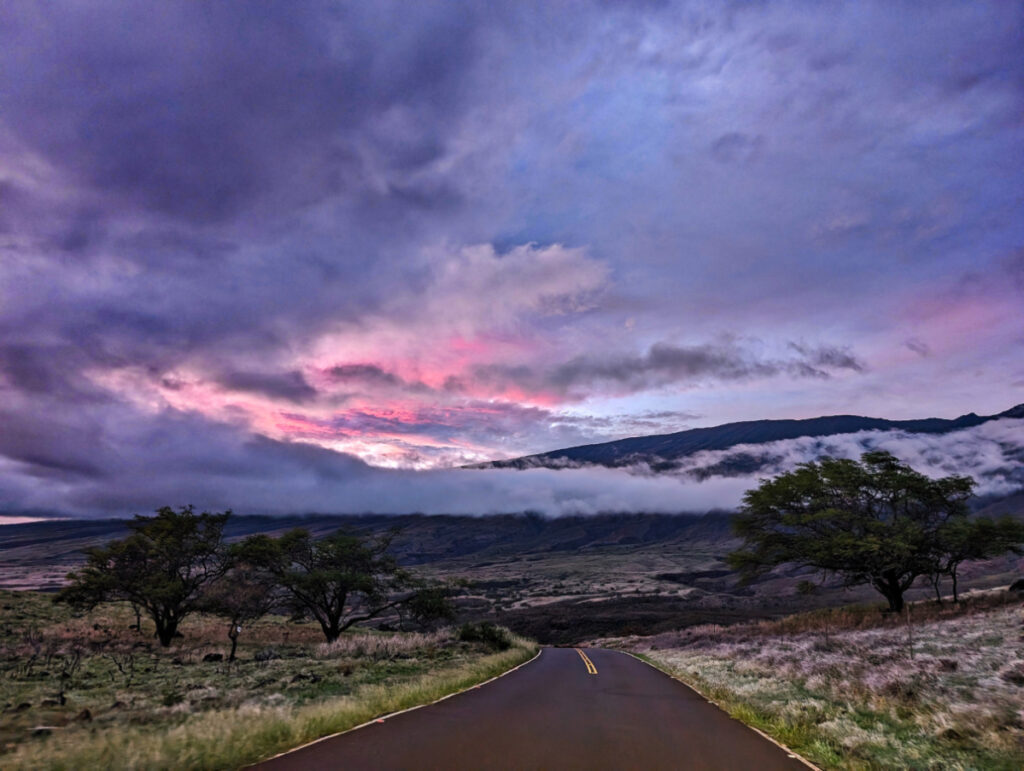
[0,590,537,770]
[4,643,536,771]
[316,629,453,660]
[619,592,1024,770]
[637,590,1024,651]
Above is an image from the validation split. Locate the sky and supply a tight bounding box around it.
[1,1,1022,516]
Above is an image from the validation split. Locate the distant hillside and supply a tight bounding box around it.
[473,404,1024,470]
[3,503,1021,642]
[0,512,734,590]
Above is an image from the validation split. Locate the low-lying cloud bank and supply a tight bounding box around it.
[665,418,1024,499]
[2,406,1020,518]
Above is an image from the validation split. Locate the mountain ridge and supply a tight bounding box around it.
[473,404,1024,470]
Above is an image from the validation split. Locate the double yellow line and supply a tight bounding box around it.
[575,648,598,675]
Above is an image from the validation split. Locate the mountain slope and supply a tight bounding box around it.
[476,404,1024,469]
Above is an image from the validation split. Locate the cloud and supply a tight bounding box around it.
[0,398,748,517]
[0,2,490,226]
[328,364,410,389]
[665,418,1024,499]
[216,370,318,404]
[3,378,1018,518]
[0,1,1021,504]
[786,343,865,375]
[710,132,764,164]
[474,340,865,400]
[904,338,931,357]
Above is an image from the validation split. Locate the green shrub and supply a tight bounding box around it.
[457,622,511,651]
[161,688,184,707]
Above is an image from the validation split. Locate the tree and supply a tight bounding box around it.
[728,451,975,612]
[57,506,231,646]
[237,528,449,642]
[401,584,458,630]
[200,557,279,661]
[928,516,1024,602]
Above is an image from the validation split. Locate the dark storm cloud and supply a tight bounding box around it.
[786,343,866,376]
[0,1,1021,515]
[0,2,484,225]
[904,338,931,357]
[475,341,866,398]
[216,370,318,404]
[0,344,117,404]
[0,0,507,381]
[0,346,65,396]
[710,133,764,165]
[0,404,109,482]
[550,342,774,387]
[327,364,428,392]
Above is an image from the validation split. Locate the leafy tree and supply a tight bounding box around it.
[728,451,975,612]
[237,528,450,642]
[57,506,231,646]
[401,583,458,630]
[200,557,279,661]
[928,516,1024,602]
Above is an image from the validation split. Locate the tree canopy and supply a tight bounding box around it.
[728,451,1023,611]
[926,514,1024,602]
[234,527,450,642]
[200,556,279,661]
[57,505,231,646]
[58,506,456,646]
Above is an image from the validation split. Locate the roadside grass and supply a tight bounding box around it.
[618,592,1024,770]
[0,590,537,770]
[743,589,1022,638]
[316,630,453,660]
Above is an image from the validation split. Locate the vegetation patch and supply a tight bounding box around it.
[618,594,1024,770]
[457,621,513,650]
[0,589,535,770]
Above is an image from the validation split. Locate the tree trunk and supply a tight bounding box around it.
[904,604,914,659]
[318,615,342,643]
[228,625,240,662]
[886,591,904,613]
[154,616,179,647]
[930,574,943,603]
[951,569,960,603]
[875,579,905,613]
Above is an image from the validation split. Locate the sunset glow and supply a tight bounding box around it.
[0,2,1021,515]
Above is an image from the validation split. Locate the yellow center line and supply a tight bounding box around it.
[575,647,598,675]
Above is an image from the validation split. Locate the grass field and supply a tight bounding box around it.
[617,591,1024,770]
[0,589,536,770]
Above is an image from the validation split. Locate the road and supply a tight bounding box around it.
[254,647,812,771]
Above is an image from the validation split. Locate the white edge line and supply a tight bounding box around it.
[619,650,822,771]
[251,647,543,767]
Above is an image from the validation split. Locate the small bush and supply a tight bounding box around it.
[161,688,183,707]
[458,622,511,651]
[1000,662,1024,686]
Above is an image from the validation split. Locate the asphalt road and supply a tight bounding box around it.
[253,647,812,771]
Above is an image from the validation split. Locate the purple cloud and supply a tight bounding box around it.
[0,1,1021,515]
